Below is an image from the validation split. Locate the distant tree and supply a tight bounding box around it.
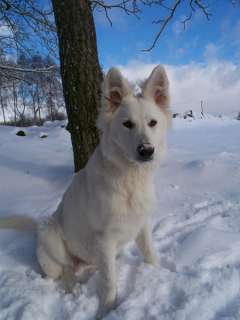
[0,50,64,125]
[0,82,8,124]
[11,79,19,125]
[0,0,56,61]
[18,82,28,120]
[0,1,59,124]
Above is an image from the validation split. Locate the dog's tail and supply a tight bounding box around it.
[0,215,37,232]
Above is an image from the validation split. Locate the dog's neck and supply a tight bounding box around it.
[84,141,155,202]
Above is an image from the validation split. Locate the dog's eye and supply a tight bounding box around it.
[148,119,157,127]
[123,120,134,129]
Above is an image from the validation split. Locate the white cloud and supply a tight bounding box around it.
[204,43,218,61]
[172,19,184,35]
[117,60,240,115]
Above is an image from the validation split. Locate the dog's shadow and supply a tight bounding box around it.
[0,231,42,275]
[0,153,73,189]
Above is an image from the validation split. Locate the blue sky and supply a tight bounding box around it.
[1,0,239,114]
[94,1,240,68]
[94,1,240,115]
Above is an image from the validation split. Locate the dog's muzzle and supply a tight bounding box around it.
[137,143,154,162]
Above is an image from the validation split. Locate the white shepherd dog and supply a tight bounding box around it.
[0,65,171,318]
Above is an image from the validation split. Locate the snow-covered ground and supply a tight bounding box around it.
[0,117,240,320]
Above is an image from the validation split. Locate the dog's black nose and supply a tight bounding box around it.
[137,144,154,161]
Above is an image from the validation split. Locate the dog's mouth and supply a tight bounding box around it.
[137,155,154,162]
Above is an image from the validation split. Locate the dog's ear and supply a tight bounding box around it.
[102,68,130,112]
[143,65,169,109]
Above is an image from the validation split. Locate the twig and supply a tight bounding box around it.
[181,12,192,30]
[194,0,211,20]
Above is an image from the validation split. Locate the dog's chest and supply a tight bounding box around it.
[102,172,155,243]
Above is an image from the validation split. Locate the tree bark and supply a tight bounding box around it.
[52,0,102,172]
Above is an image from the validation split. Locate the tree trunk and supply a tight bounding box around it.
[36,83,42,122]
[0,87,6,124]
[12,81,18,126]
[52,0,102,172]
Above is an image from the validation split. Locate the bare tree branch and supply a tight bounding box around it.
[0,69,29,84]
[194,0,211,20]
[142,0,215,51]
[0,0,57,58]
[0,64,57,73]
[91,0,140,20]
[142,0,182,52]
[91,0,229,51]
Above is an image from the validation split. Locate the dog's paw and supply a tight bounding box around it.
[145,254,160,268]
[96,302,116,320]
[96,306,110,320]
[96,291,117,319]
[59,267,77,293]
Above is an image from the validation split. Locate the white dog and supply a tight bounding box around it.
[0,65,171,318]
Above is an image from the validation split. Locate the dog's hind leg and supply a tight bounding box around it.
[37,244,63,279]
[37,244,77,293]
[36,220,73,282]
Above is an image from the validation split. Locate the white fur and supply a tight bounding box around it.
[0,65,171,318]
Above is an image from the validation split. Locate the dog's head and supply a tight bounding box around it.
[97,65,171,167]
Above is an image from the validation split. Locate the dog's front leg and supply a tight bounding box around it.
[136,222,159,267]
[96,236,117,319]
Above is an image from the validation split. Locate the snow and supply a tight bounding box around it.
[0,117,240,320]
